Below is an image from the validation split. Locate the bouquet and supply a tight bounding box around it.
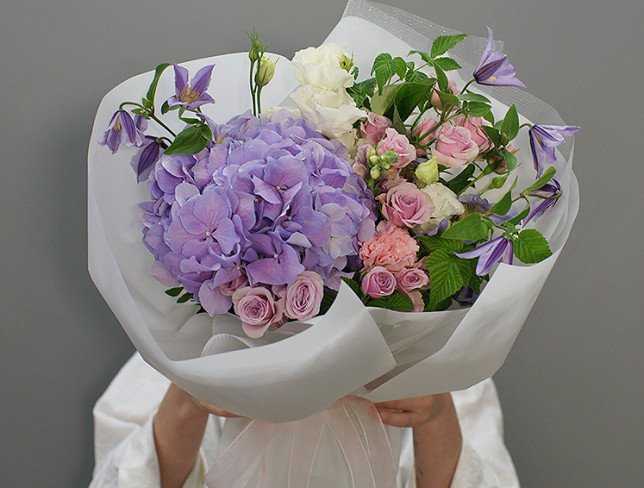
[88,1,579,485]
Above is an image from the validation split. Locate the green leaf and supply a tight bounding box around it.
[394,81,432,121]
[177,292,193,303]
[371,53,407,92]
[392,106,406,134]
[513,228,553,263]
[405,70,432,83]
[442,213,489,241]
[145,63,171,104]
[340,276,363,298]
[434,64,449,92]
[486,174,509,191]
[431,57,462,71]
[371,84,401,116]
[488,190,513,216]
[409,49,432,64]
[458,92,491,103]
[165,287,183,297]
[368,293,415,312]
[505,202,531,226]
[430,33,467,58]
[464,101,492,117]
[319,290,337,315]
[346,77,377,108]
[424,294,452,312]
[417,236,465,253]
[500,149,518,171]
[444,164,476,194]
[392,56,408,79]
[426,249,473,308]
[500,104,519,140]
[482,126,502,147]
[164,125,210,155]
[524,166,557,193]
[437,91,460,112]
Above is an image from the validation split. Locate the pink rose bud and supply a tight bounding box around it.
[432,125,479,168]
[361,112,392,145]
[283,271,324,321]
[220,273,249,297]
[361,266,396,298]
[232,286,284,338]
[379,182,435,228]
[412,117,439,148]
[431,80,460,109]
[395,267,430,293]
[455,116,491,151]
[376,128,416,169]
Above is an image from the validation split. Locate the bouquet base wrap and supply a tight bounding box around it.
[88,1,579,485]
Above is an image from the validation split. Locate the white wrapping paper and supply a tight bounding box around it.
[88,0,578,428]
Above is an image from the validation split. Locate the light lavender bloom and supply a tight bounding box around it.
[456,236,513,276]
[524,179,561,223]
[167,64,215,111]
[99,111,145,153]
[473,28,525,88]
[529,124,580,176]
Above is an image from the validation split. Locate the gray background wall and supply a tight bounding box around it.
[1,0,642,486]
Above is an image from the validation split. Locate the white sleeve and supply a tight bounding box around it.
[89,353,206,488]
[449,378,520,488]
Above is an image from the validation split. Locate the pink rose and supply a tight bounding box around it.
[395,266,430,293]
[430,80,460,109]
[376,128,416,169]
[411,117,439,153]
[432,125,479,168]
[455,116,491,151]
[219,273,249,297]
[283,271,324,321]
[361,112,391,144]
[232,286,284,338]
[360,223,419,272]
[379,182,434,228]
[361,266,396,298]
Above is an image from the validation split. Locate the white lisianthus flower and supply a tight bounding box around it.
[419,183,465,230]
[292,44,355,90]
[290,84,365,139]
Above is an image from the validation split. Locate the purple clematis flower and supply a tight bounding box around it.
[131,136,166,182]
[167,64,215,110]
[459,194,517,225]
[455,235,513,276]
[473,28,525,88]
[99,110,145,153]
[524,179,561,223]
[529,124,580,176]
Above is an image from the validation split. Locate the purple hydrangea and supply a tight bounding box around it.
[139,110,376,315]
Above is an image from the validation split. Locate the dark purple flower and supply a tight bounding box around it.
[131,136,166,182]
[529,124,580,176]
[473,28,525,88]
[455,236,513,276]
[524,179,561,223]
[99,110,145,153]
[453,286,479,306]
[167,64,215,111]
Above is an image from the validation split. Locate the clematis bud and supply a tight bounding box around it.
[415,156,439,186]
[255,56,276,87]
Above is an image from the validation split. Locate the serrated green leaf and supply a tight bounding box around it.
[165,286,183,297]
[500,104,519,140]
[488,190,513,216]
[347,77,377,108]
[405,71,432,84]
[524,166,557,193]
[442,213,489,241]
[371,84,400,116]
[164,125,209,155]
[444,164,476,194]
[392,106,406,134]
[464,101,492,117]
[431,57,462,71]
[417,236,465,253]
[409,49,433,64]
[146,63,171,104]
[437,91,460,112]
[434,64,449,92]
[372,53,401,92]
[424,294,452,311]
[426,249,472,308]
[430,33,467,58]
[458,92,491,103]
[368,293,415,312]
[394,81,432,121]
[392,56,408,79]
[513,228,552,263]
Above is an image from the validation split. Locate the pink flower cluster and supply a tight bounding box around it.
[359,222,428,311]
[232,271,324,337]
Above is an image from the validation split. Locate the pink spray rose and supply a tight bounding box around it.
[430,79,460,109]
[395,266,430,293]
[432,125,479,168]
[361,266,396,298]
[361,112,391,144]
[232,286,284,338]
[360,222,419,272]
[376,128,416,169]
[283,271,324,321]
[455,116,491,151]
[379,182,435,228]
[220,273,249,297]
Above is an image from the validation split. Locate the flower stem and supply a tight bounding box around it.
[119,101,176,137]
[456,166,493,196]
[460,78,475,93]
[249,60,257,116]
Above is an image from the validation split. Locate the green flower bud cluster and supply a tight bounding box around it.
[366,147,398,180]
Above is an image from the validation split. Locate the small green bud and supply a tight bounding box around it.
[381,160,391,170]
[366,146,377,159]
[255,55,276,87]
[370,166,381,180]
[339,53,354,72]
[369,154,380,165]
[415,156,439,186]
[248,31,264,62]
[382,149,398,164]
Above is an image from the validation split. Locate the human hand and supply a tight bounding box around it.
[374,393,453,429]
